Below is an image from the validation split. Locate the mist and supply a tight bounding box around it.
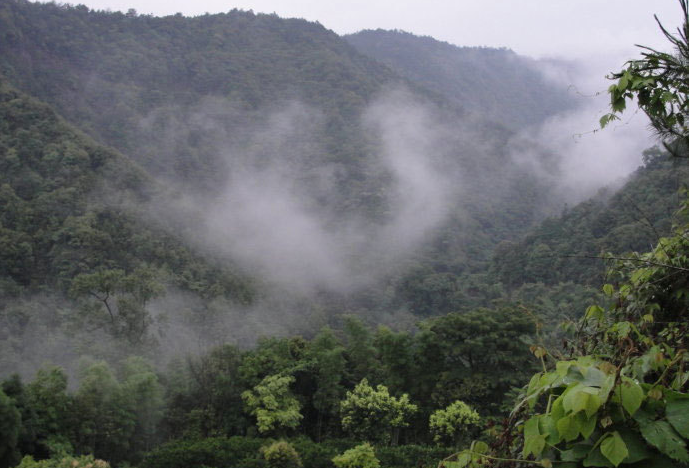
[182,89,462,293]
[512,53,656,204]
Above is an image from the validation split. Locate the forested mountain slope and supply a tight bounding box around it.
[0,0,552,230]
[491,148,688,288]
[345,29,576,130]
[0,78,256,371]
[0,1,569,305]
[0,0,405,196]
[0,1,684,330]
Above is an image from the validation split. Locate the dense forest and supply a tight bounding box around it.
[345,29,576,131]
[0,1,687,468]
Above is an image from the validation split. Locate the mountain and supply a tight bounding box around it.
[0,77,260,373]
[0,1,565,283]
[1,0,682,357]
[490,147,688,288]
[345,29,577,130]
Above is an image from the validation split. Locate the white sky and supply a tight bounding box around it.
[45,0,682,59]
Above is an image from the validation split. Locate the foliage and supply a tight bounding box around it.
[340,379,417,445]
[161,344,247,439]
[429,401,481,446]
[139,436,265,468]
[16,455,109,468]
[332,443,380,468]
[346,29,576,130]
[441,5,689,466]
[243,375,303,435]
[262,440,303,468]
[491,148,688,289]
[0,388,21,468]
[0,78,255,357]
[415,307,538,415]
[600,0,688,155]
[0,0,587,329]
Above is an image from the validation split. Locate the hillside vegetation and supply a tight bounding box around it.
[345,29,576,130]
[0,1,686,468]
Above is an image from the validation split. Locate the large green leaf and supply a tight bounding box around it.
[616,426,652,463]
[539,414,560,445]
[665,398,688,439]
[600,431,628,467]
[598,374,616,401]
[525,416,541,438]
[557,415,581,442]
[564,386,602,417]
[638,418,688,462]
[523,434,546,458]
[561,443,592,462]
[583,446,614,467]
[576,412,597,439]
[619,377,644,416]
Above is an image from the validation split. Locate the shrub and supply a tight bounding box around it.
[262,441,302,468]
[428,401,481,446]
[332,443,379,468]
[16,455,109,468]
[140,436,264,468]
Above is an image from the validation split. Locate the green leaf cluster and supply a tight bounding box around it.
[332,443,380,468]
[340,379,417,445]
[429,401,481,446]
[242,375,303,435]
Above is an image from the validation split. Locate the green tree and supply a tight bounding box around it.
[262,440,303,468]
[0,388,21,468]
[69,266,162,344]
[242,374,303,435]
[332,443,380,468]
[16,454,109,468]
[373,326,415,393]
[2,375,39,458]
[73,360,135,463]
[307,327,346,440]
[429,401,481,447]
[417,307,537,414]
[340,379,417,445]
[25,367,73,458]
[119,357,164,456]
[165,344,247,439]
[343,316,379,385]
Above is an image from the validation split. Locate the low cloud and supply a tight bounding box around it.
[200,89,459,292]
[511,54,655,204]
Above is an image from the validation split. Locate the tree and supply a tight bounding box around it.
[242,374,302,435]
[73,360,135,463]
[16,454,110,468]
[2,375,39,458]
[416,307,538,414]
[25,367,73,458]
[307,327,346,440]
[0,388,21,468]
[167,344,247,439]
[69,266,163,344]
[119,357,164,456]
[261,440,303,468]
[340,379,417,445]
[332,443,380,468]
[429,401,481,447]
[343,316,379,385]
